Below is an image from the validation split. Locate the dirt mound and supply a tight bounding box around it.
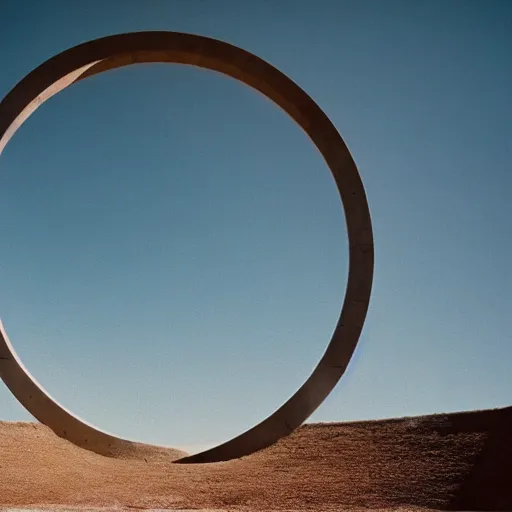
[0,420,187,462]
[1,407,511,511]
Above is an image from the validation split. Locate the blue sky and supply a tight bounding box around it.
[0,0,510,453]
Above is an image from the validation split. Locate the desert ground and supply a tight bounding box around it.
[1,407,511,511]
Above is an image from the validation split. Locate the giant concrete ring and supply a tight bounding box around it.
[0,32,374,463]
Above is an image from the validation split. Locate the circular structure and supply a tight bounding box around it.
[0,32,373,463]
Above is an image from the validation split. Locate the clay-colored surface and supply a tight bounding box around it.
[1,407,511,511]
[0,32,373,463]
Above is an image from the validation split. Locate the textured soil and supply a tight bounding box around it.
[1,407,511,511]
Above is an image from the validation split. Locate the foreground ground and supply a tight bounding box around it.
[1,407,511,511]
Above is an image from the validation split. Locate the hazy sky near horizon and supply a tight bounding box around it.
[0,0,510,453]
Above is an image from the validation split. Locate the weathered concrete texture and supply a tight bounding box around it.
[0,32,374,463]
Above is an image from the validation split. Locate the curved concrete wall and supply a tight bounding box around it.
[0,32,374,463]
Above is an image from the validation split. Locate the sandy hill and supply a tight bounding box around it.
[1,406,511,511]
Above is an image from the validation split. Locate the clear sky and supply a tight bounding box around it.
[0,0,510,454]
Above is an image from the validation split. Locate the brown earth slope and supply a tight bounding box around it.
[1,407,511,511]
